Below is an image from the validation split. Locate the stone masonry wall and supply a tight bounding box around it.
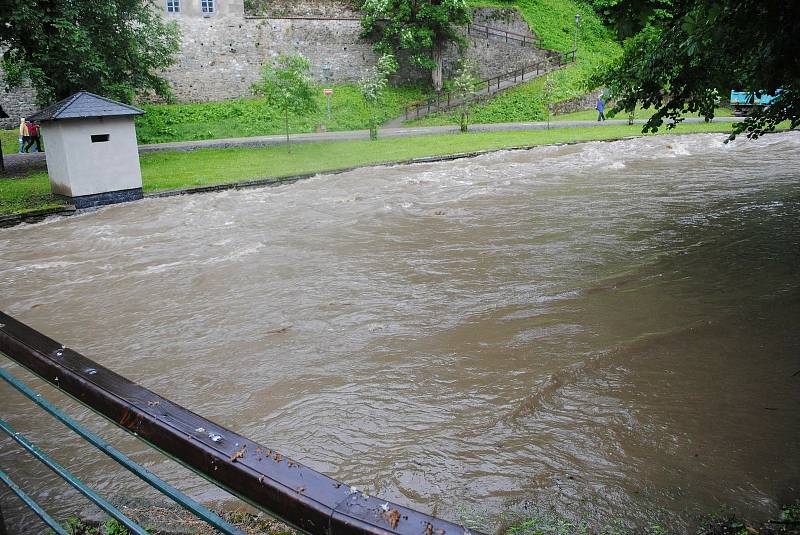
[471,8,533,36]
[247,0,360,18]
[164,15,378,101]
[1,1,552,122]
[0,72,37,130]
[164,2,549,102]
[550,90,604,115]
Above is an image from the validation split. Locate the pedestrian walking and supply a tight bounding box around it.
[596,97,606,121]
[25,120,42,152]
[19,117,29,153]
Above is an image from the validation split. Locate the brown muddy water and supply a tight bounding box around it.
[1,133,799,533]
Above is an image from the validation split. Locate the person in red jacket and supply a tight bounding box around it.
[25,120,42,153]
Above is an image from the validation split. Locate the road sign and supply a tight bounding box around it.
[323,89,333,94]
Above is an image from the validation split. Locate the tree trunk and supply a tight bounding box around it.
[285,110,291,152]
[432,42,443,92]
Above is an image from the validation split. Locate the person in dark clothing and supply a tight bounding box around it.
[24,120,41,152]
[596,97,606,121]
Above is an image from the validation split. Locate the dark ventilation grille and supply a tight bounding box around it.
[91,134,110,143]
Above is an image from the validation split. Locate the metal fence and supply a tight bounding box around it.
[0,311,485,535]
[466,23,541,48]
[404,49,576,120]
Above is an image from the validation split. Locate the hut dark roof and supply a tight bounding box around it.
[28,91,144,121]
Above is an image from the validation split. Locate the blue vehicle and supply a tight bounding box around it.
[730,89,781,116]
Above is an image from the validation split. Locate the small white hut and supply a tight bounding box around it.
[28,92,145,209]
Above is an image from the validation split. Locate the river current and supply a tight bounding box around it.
[1,132,799,533]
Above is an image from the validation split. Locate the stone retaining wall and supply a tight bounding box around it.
[0,74,37,130]
[1,2,550,120]
[165,6,548,102]
[551,90,604,115]
[247,0,360,18]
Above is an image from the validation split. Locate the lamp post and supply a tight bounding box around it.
[573,13,581,60]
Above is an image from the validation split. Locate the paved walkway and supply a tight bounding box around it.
[1,117,743,176]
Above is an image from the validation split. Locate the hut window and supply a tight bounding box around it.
[166,0,180,12]
[201,0,214,14]
[91,134,110,143]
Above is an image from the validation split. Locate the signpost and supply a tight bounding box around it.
[323,88,333,120]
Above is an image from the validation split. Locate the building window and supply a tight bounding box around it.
[201,0,214,14]
[91,134,110,143]
[166,0,179,13]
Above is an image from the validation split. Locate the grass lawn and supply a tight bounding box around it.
[1,129,19,156]
[134,85,425,144]
[552,106,734,122]
[1,122,742,216]
[403,0,624,127]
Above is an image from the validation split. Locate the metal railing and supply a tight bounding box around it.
[404,49,576,120]
[0,311,486,535]
[466,23,541,48]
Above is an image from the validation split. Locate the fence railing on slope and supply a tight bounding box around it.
[403,49,576,121]
[0,310,486,535]
[465,23,541,48]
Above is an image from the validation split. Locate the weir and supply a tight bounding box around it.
[0,310,483,535]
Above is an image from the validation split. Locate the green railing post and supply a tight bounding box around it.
[0,469,68,535]
[0,367,245,535]
[0,418,149,535]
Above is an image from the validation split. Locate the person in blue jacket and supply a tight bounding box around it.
[596,97,606,121]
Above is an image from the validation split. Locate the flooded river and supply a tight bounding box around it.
[1,132,799,533]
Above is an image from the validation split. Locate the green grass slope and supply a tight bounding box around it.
[134,84,424,145]
[408,0,621,126]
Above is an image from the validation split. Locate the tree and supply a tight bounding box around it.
[597,0,800,140]
[253,54,318,152]
[450,59,479,132]
[359,0,472,92]
[360,54,398,140]
[542,76,557,130]
[583,0,672,39]
[0,0,181,106]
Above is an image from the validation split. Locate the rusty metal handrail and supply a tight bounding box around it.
[0,311,485,535]
[403,49,575,120]
[466,23,540,48]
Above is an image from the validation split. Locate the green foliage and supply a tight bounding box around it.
[782,503,800,523]
[542,76,557,128]
[597,0,800,140]
[102,519,130,535]
[409,0,621,126]
[0,0,180,105]
[1,128,20,155]
[361,54,399,139]
[359,0,472,89]
[133,85,424,144]
[252,54,318,150]
[450,59,480,131]
[580,0,672,38]
[410,63,590,126]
